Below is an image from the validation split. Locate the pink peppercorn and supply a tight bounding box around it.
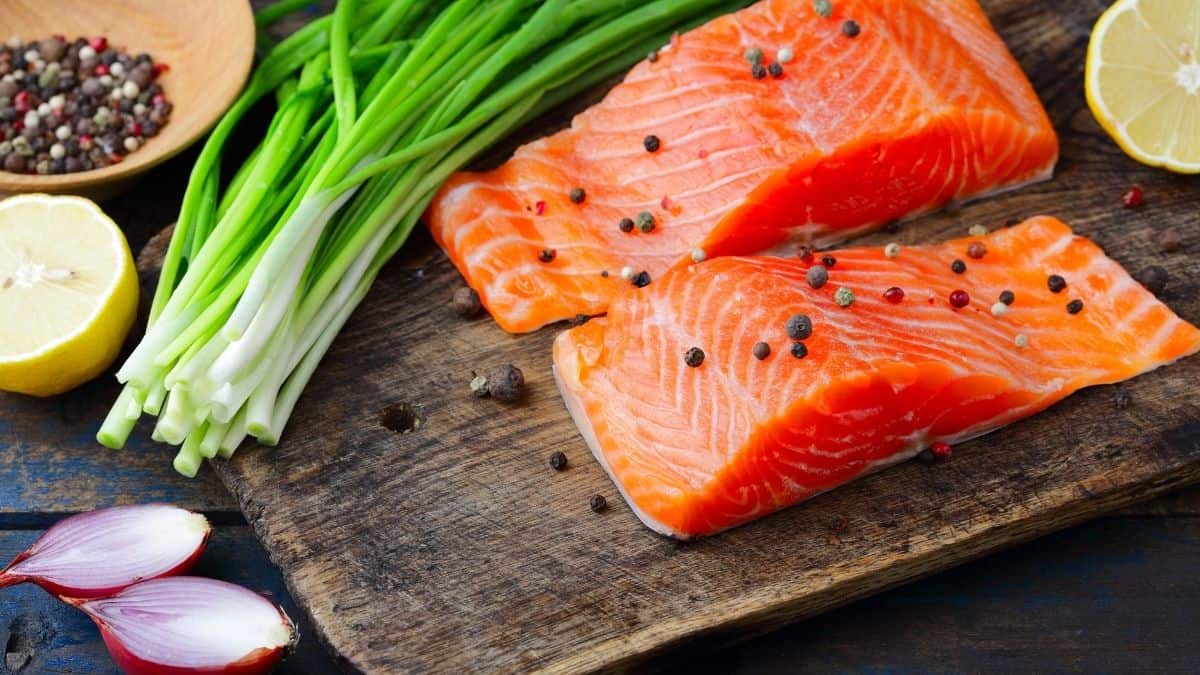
[949,290,970,308]
[930,442,952,461]
[883,286,905,304]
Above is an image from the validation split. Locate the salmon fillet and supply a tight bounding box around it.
[429,0,1059,333]
[553,217,1200,538]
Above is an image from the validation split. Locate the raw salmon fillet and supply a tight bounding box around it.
[429,0,1059,333]
[553,217,1200,538]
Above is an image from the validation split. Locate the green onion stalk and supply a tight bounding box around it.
[99,0,748,475]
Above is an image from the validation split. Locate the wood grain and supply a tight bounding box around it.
[0,0,255,201]
[88,0,1200,672]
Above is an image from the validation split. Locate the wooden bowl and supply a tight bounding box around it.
[0,0,255,201]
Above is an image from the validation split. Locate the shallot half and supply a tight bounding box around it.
[0,504,210,598]
[67,577,298,675]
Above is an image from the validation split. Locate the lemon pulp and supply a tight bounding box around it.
[0,194,138,397]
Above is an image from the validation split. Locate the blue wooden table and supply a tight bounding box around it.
[1,149,1197,673]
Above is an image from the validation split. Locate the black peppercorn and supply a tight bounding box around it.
[1047,274,1067,293]
[549,451,568,471]
[487,364,524,403]
[589,495,608,513]
[951,259,966,274]
[1138,265,1168,297]
[786,314,813,340]
[684,347,705,368]
[643,134,660,152]
[452,287,482,318]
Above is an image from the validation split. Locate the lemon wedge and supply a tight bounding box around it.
[0,194,138,397]
[1086,0,1200,173]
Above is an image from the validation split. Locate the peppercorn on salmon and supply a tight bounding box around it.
[428,0,1059,333]
[553,218,1200,538]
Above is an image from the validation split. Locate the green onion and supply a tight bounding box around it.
[100,0,750,474]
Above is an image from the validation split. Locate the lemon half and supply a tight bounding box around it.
[1086,0,1200,173]
[0,194,138,397]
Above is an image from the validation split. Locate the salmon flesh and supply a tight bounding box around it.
[553,218,1200,538]
[429,0,1059,333]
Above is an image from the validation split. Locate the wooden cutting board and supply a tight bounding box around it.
[137,0,1197,672]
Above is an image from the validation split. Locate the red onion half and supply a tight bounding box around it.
[68,577,298,675]
[0,504,210,598]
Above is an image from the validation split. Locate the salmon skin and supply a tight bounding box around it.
[429,0,1059,333]
[553,218,1200,538]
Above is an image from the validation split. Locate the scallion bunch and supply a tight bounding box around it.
[98,0,745,475]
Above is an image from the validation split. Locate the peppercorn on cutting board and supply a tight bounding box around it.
[136,1,1199,672]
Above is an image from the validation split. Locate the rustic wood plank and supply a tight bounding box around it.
[0,527,331,674]
[180,0,1200,671]
[662,515,1200,674]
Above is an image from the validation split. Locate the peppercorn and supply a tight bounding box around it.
[951,259,966,274]
[1047,274,1066,293]
[618,217,635,233]
[470,374,490,398]
[917,448,936,464]
[842,20,861,37]
[949,289,969,308]
[643,134,661,152]
[884,243,901,258]
[768,62,783,78]
[790,342,809,359]
[549,451,568,471]
[834,286,855,307]
[568,187,586,204]
[990,302,1007,318]
[1138,265,1169,297]
[883,286,904,304]
[632,270,651,287]
[647,51,659,63]
[1158,228,1182,253]
[453,287,482,318]
[589,494,608,513]
[968,224,989,237]
[813,0,833,18]
[684,347,705,368]
[487,364,525,403]
[751,63,767,79]
[1122,185,1143,208]
[744,47,764,64]
[538,248,556,263]
[806,264,828,289]
[999,290,1015,305]
[690,248,706,263]
[798,245,814,262]
[822,255,837,268]
[967,242,987,259]
[753,342,771,360]
[636,211,655,233]
[930,442,952,461]
[786,314,813,340]
[1066,299,1084,315]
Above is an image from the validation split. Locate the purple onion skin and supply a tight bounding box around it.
[0,504,211,598]
[96,628,288,675]
[68,577,298,675]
